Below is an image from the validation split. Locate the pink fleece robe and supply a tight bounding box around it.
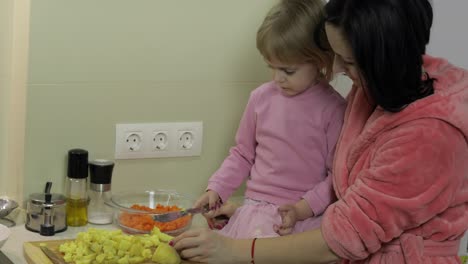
[321,55,468,263]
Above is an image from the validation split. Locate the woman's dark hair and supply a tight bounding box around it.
[323,0,435,112]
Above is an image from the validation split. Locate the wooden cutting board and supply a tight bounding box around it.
[23,239,196,264]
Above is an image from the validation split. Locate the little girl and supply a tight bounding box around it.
[195,0,346,239]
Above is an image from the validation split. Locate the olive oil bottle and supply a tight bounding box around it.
[65,148,89,226]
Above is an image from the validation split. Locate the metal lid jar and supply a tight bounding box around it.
[25,193,67,233]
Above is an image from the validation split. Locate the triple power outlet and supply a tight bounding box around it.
[115,122,203,159]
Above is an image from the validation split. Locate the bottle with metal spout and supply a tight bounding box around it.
[65,148,89,226]
[88,159,114,224]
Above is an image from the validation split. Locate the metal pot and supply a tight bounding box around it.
[25,193,67,233]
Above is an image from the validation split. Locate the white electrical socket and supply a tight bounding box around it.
[126,132,143,151]
[115,122,203,159]
[178,131,195,150]
[153,131,169,151]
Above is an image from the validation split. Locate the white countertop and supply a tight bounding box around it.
[2,216,467,263]
[1,215,208,264]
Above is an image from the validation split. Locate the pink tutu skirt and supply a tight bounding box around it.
[218,198,323,239]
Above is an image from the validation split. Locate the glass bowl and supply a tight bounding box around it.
[107,189,194,236]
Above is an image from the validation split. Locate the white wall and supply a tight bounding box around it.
[0,0,29,204]
[24,1,274,202]
[427,0,468,69]
[330,75,352,97]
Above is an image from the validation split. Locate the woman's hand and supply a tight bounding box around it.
[171,228,236,263]
[173,227,339,264]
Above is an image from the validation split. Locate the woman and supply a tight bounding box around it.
[172,0,468,263]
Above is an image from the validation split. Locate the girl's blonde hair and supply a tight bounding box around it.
[257,0,333,81]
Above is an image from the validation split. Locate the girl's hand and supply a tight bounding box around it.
[194,190,222,212]
[171,228,235,263]
[274,204,298,236]
[205,201,239,230]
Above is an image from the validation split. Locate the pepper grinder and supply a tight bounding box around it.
[88,159,114,224]
[40,181,55,236]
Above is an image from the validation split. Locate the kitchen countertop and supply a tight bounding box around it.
[2,215,467,263]
[1,215,208,264]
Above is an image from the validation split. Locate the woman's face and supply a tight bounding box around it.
[325,23,363,88]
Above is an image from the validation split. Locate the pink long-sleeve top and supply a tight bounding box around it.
[322,55,468,263]
[207,81,346,215]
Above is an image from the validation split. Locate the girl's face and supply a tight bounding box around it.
[266,58,320,96]
[325,23,363,88]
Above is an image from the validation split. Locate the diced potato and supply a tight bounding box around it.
[58,227,180,264]
[95,253,106,263]
[152,243,181,264]
[117,255,130,264]
[90,242,102,253]
[151,227,173,243]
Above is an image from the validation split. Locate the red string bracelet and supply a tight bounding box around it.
[251,237,258,264]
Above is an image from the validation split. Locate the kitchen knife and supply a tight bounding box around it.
[152,206,208,222]
[40,246,66,264]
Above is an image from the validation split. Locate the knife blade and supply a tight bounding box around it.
[40,246,66,264]
[152,206,208,222]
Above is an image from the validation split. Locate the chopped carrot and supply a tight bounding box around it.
[119,203,191,232]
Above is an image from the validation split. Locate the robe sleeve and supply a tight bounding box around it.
[321,119,467,260]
